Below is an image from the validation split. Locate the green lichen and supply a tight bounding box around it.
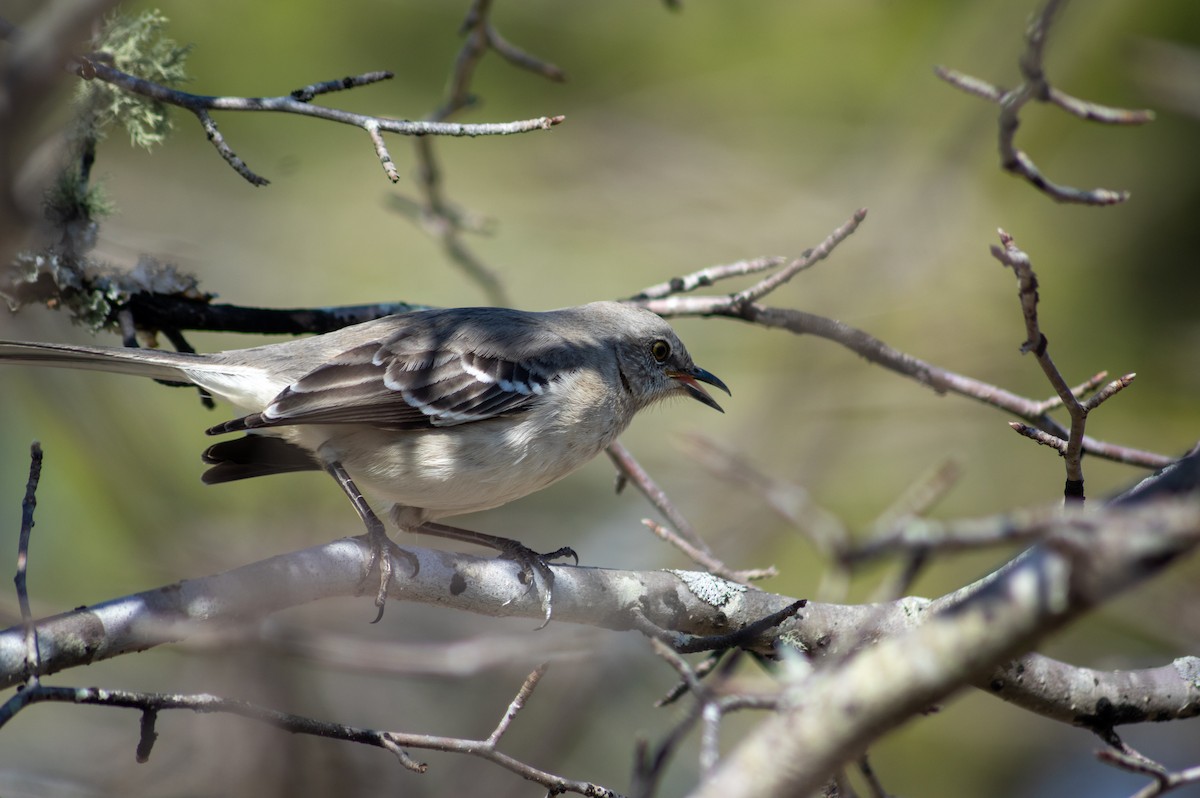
[75,10,191,150]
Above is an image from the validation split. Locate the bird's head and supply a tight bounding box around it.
[588,302,730,413]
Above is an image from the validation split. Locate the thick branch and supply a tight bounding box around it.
[690,500,1200,798]
[985,653,1200,734]
[4,501,1199,742]
[0,536,811,690]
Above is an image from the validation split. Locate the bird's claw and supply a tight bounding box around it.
[498,542,578,629]
[361,527,419,623]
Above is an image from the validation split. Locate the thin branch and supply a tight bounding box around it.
[850,449,1200,564]
[394,0,569,305]
[728,209,867,307]
[1010,422,1069,454]
[846,509,1056,564]
[606,441,778,582]
[631,212,1172,471]
[642,520,775,584]
[1045,87,1156,125]
[991,229,1114,501]
[857,754,889,798]
[632,699,703,798]
[605,440,713,558]
[1034,370,1109,414]
[1084,373,1137,412]
[657,301,1172,470]
[870,458,963,533]
[684,434,852,600]
[656,651,727,708]
[638,642,764,793]
[934,0,1153,205]
[364,120,400,183]
[15,443,43,686]
[631,600,807,655]
[73,59,563,186]
[486,663,549,747]
[1098,744,1200,798]
[195,108,267,186]
[0,682,622,797]
[136,708,158,763]
[630,256,792,301]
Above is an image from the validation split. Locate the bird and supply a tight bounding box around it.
[0,301,729,621]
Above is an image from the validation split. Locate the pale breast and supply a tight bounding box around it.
[292,369,632,522]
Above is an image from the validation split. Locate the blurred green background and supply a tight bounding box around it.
[1,1,1199,796]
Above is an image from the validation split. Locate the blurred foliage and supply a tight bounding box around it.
[1,1,1199,797]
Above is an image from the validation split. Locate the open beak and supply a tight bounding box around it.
[668,365,730,413]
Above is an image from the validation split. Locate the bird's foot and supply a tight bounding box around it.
[362,525,419,624]
[412,521,578,629]
[497,541,579,629]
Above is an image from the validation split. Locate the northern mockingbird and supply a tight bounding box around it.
[0,301,728,620]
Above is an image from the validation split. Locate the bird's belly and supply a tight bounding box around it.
[298,417,615,520]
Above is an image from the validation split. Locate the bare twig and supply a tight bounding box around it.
[14,443,43,686]
[642,520,775,583]
[72,59,562,187]
[486,663,549,747]
[1034,370,1109,414]
[846,509,1055,564]
[870,459,963,533]
[638,641,774,790]
[631,600,806,656]
[608,416,779,586]
[393,0,569,305]
[630,256,793,301]
[605,440,712,556]
[656,651,727,708]
[934,0,1154,205]
[636,211,1173,472]
[990,229,1136,501]
[863,460,962,600]
[1010,421,1070,454]
[684,434,851,599]
[1098,744,1200,798]
[728,209,868,306]
[0,682,622,797]
[857,754,889,798]
[1084,373,1137,412]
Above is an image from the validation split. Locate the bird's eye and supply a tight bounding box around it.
[650,339,671,362]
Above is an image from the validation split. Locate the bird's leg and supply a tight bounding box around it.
[415,521,578,628]
[320,458,418,623]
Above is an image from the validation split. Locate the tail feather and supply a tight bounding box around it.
[0,340,215,383]
[202,435,321,483]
